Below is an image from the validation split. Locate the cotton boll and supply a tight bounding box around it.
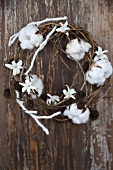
[95,59,113,78]
[66,38,91,61]
[66,39,82,54]
[78,108,90,123]
[20,40,34,50]
[86,66,105,86]
[30,34,43,47]
[18,25,42,50]
[24,25,39,37]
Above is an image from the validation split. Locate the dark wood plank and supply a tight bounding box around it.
[0,0,113,169]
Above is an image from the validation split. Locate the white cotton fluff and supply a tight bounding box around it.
[86,59,113,86]
[26,74,44,98]
[66,38,92,61]
[72,108,90,124]
[18,25,43,50]
[95,59,113,78]
[86,66,105,86]
[63,103,90,124]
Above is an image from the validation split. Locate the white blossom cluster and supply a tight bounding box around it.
[46,85,76,105]
[86,46,113,86]
[63,103,90,124]
[46,86,90,124]
[20,74,44,98]
[66,38,92,61]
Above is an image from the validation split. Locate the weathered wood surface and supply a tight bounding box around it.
[0,0,113,169]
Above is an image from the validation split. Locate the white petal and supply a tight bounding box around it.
[15,68,20,75]
[70,95,75,99]
[64,21,68,27]
[47,94,52,98]
[13,69,17,76]
[95,51,99,55]
[63,89,68,96]
[103,50,108,54]
[22,86,27,92]
[46,99,51,105]
[11,60,16,65]
[5,64,14,69]
[27,87,31,94]
[94,56,99,62]
[17,60,22,67]
[98,46,102,53]
[70,88,76,95]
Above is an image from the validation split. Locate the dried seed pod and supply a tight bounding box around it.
[27,100,34,108]
[77,101,85,109]
[3,88,11,98]
[76,91,86,99]
[14,81,22,92]
[83,61,89,73]
[90,110,99,120]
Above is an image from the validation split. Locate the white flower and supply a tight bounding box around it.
[63,85,76,99]
[94,46,108,62]
[18,25,43,50]
[5,60,23,76]
[19,79,36,94]
[26,74,44,98]
[46,94,60,105]
[66,39,91,61]
[63,103,90,124]
[56,21,70,35]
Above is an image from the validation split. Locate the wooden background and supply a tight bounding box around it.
[0,0,113,169]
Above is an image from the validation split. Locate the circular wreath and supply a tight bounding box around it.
[4,16,113,135]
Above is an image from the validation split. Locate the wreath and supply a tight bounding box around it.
[4,16,113,135]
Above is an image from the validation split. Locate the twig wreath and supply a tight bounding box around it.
[4,16,113,135]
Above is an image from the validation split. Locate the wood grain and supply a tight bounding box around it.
[0,0,113,169]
